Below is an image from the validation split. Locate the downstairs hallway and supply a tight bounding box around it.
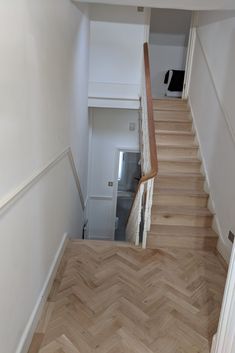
[28,240,227,353]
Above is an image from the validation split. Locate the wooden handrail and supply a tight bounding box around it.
[127,43,158,225]
[142,42,158,179]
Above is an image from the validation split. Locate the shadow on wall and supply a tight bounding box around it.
[89,3,147,24]
[150,9,192,45]
[197,10,235,25]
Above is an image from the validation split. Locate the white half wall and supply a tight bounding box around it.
[149,9,191,98]
[189,10,235,262]
[0,1,90,352]
[88,4,149,105]
[88,108,139,239]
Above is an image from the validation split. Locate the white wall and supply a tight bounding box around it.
[149,9,191,98]
[0,1,90,352]
[88,4,149,106]
[88,108,139,239]
[189,10,235,262]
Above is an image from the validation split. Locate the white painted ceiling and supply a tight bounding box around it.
[74,0,235,11]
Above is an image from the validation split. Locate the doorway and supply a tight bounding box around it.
[114,151,141,241]
[149,9,192,99]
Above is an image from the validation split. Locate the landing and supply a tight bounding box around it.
[28,240,227,353]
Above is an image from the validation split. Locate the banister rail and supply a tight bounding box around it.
[142,42,158,178]
[126,42,158,248]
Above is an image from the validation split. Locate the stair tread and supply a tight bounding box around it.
[157,172,205,179]
[153,205,213,216]
[154,98,188,102]
[153,99,190,112]
[155,118,191,123]
[154,110,191,117]
[148,232,218,239]
[154,188,208,197]
[156,130,195,136]
[158,144,198,149]
[148,225,218,238]
[158,157,201,163]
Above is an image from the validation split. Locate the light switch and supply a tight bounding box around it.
[129,122,136,131]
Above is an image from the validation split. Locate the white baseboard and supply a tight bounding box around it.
[210,334,217,353]
[217,238,231,264]
[16,233,69,353]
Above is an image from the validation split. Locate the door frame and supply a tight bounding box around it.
[182,11,198,99]
[147,9,197,100]
[112,148,140,241]
[211,242,235,353]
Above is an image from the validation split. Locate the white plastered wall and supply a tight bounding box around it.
[189,10,235,262]
[0,1,90,352]
[88,4,149,106]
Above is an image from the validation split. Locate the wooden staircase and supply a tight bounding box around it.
[147,99,218,250]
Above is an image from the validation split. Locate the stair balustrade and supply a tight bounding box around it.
[126,43,158,248]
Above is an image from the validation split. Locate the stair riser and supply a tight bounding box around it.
[158,161,201,173]
[156,134,195,145]
[155,121,192,132]
[151,214,213,227]
[153,194,208,207]
[158,146,198,159]
[156,178,205,190]
[147,235,217,250]
[154,111,191,121]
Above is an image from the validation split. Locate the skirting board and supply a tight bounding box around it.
[188,98,230,265]
[217,238,231,265]
[16,233,69,353]
[211,333,217,353]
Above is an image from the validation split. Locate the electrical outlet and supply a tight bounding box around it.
[137,7,144,12]
[228,231,234,243]
[108,182,113,187]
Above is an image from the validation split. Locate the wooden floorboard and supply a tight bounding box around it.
[28,240,227,353]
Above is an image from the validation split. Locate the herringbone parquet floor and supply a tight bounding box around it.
[28,240,227,353]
